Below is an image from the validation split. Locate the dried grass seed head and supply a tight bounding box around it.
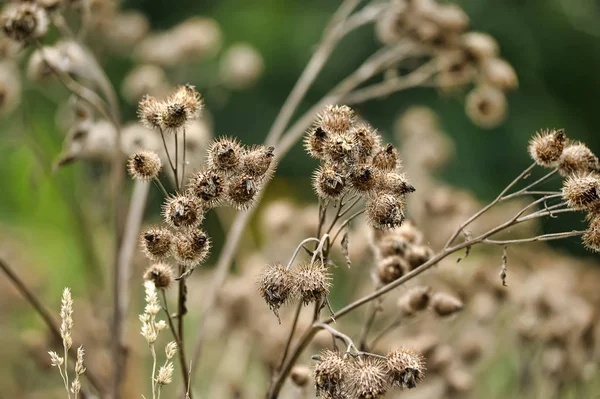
[351,123,380,162]
[559,142,600,177]
[304,126,329,159]
[241,145,276,178]
[161,84,203,132]
[432,292,464,316]
[226,174,261,210]
[207,136,243,173]
[372,144,399,172]
[317,104,356,135]
[386,347,426,389]
[314,350,348,398]
[348,357,390,399]
[173,229,211,266]
[162,194,203,229]
[293,262,331,305]
[366,194,406,230]
[140,226,172,261]
[583,214,600,252]
[127,150,162,180]
[257,263,294,321]
[528,128,566,167]
[465,85,507,129]
[156,363,174,385]
[313,163,346,200]
[1,2,48,42]
[187,168,225,208]
[377,255,409,285]
[562,172,600,211]
[143,263,175,289]
[60,287,73,349]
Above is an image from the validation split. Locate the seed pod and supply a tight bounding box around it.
[314,350,348,398]
[325,133,355,166]
[304,126,328,159]
[378,172,415,196]
[1,2,48,42]
[351,123,380,162]
[372,144,399,172]
[558,142,600,177]
[162,195,203,229]
[528,128,566,167]
[348,163,378,194]
[366,194,406,230]
[290,365,311,387]
[465,85,507,129]
[375,235,410,258]
[583,214,600,253]
[226,174,261,210]
[143,263,175,289]
[386,347,426,389]
[127,150,162,181]
[241,145,276,178]
[187,168,225,208]
[316,104,355,135]
[405,245,434,270]
[313,164,346,199]
[257,263,294,322]
[293,262,331,305]
[398,286,432,315]
[562,172,600,211]
[172,229,211,266]
[140,226,173,261]
[207,136,243,173]
[348,357,389,399]
[432,292,463,316]
[377,256,409,284]
[160,84,203,132]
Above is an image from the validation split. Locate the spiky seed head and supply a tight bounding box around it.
[161,84,203,132]
[241,145,276,178]
[583,214,600,252]
[140,226,173,261]
[127,150,162,181]
[187,168,225,208]
[462,32,499,60]
[304,126,329,159]
[313,164,346,199]
[562,172,600,211]
[325,132,355,166]
[366,194,406,230]
[291,365,311,387]
[405,245,434,270]
[432,292,463,316]
[173,229,211,266]
[162,195,203,229]
[377,172,415,196]
[226,174,260,210]
[386,348,426,389]
[138,94,164,130]
[1,2,48,42]
[377,256,409,285]
[156,363,174,385]
[394,220,423,244]
[256,263,294,322]
[558,142,600,177]
[465,85,507,129]
[165,341,178,360]
[314,350,348,398]
[348,357,390,399]
[316,104,356,135]
[372,144,399,172]
[398,286,432,315]
[351,124,380,162]
[349,163,379,194]
[484,58,518,91]
[375,235,410,258]
[143,263,175,289]
[207,136,243,172]
[528,128,566,167]
[293,262,331,305]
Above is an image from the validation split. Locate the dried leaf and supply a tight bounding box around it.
[341,228,351,268]
[500,246,508,286]
[456,230,472,263]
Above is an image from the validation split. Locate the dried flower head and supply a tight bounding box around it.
[220,43,264,89]
[348,357,389,399]
[48,351,64,367]
[394,220,423,244]
[465,85,507,129]
[143,263,175,289]
[187,168,226,208]
[349,163,379,194]
[257,263,294,321]
[366,194,406,230]
[163,195,203,229]
[241,145,276,178]
[432,292,463,316]
[60,288,73,349]
[173,229,211,266]
[140,226,172,261]
[226,174,261,210]
[386,348,426,389]
[317,104,355,135]
[484,58,518,91]
[377,256,409,285]
[314,350,348,398]
[398,286,432,315]
[528,128,566,167]
[291,365,311,387]
[558,142,600,177]
[378,172,415,196]
[165,341,178,360]
[351,124,380,162]
[375,235,410,258]
[207,137,243,173]
[140,281,162,344]
[372,144,399,172]
[161,84,203,132]
[405,245,434,270]
[1,2,48,42]
[127,150,162,181]
[293,262,331,305]
[138,94,164,130]
[156,362,174,385]
[462,32,499,60]
[325,132,355,166]
[562,172,600,211]
[313,164,346,200]
[304,126,329,159]
[583,214,600,252]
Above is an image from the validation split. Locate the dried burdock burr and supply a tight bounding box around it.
[528,128,566,167]
[138,94,164,131]
[143,263,175,289]
[378,172,415,197]
[187,168,226,208]
[375,235,410,258]
[558,142,600,177]
[462,32,499,60]
[207,136,243,173]
[583,214,600,252]
[172,229,211,267]
[348,357,390,399]
[1,2,48,42]
[317,104,356,135]
[351,123,380,162]
[140,226,173,261]
[349,163,379,194]
[398,286,432,315]
[314,350,348,398]
[226,174,261,210]
[293,262,331,305]
[377,256,409,285]
[445,367,474,394]
[313,163,346,200]
[386,347,426,389]
[372,144,399,172]
[257,263,294,322]
[483,58,518,91]
[562,172,600,211]
[160,84,203,132]
[325,132,355,166]
[290,365,311,387]
[241,145,276,178]
[162,195,203,229]
[465,85,507,129]
[405,245,434,270]
[127,150,162,181]
[366,194,406,230]
[432,293,464,317]
[304,126,328,159]
[394,220,423,245]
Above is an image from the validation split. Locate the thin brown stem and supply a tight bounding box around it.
[483,230,585,245]
[160,129,176,176]
[277,302,303,372]
[175,132,180,192]
[176,264,191,397]
[357,299,381,351]
[369,316,403,350]
[182,128,187,188]
[160,290,190,395]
